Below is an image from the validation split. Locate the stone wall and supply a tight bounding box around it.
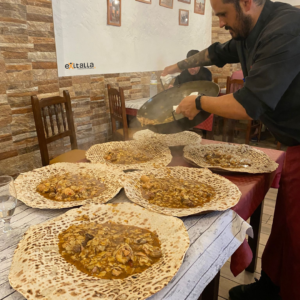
[0,0,58,176]
[210,12,241,87]
[0,1,245,176]
[0,0,162,176]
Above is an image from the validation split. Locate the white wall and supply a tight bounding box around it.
[52,0,212,77]
[274,0,300,5]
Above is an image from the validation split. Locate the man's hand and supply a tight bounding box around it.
[161,64,181,76]
[175,95,199,120]
[177,94,252,120]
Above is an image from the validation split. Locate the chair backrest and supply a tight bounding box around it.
[221,77,245,143]
[226,76,244,94]
[107,84,128,140]
[31,90,77,166]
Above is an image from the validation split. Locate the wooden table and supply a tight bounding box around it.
[166,139,285,299]
[0,193,251,300]
[78,138,284,298]
[0,140,285,300]
[169,140,285,275]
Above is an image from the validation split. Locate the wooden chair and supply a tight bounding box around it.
[222,77,245,143]
[107,84,140,141]
[220,76,262,144]
[213,77,227,136]
[31,90,86,166]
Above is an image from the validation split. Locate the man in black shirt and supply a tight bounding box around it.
[162,0,300,300]
[163,1,300,147]
[170,50,212,87]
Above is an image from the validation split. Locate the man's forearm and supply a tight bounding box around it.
[201,94,252,120]
[177,49,212,70]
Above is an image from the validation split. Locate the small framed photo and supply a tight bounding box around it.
[159,0,173,9]
[136,0,151,3]
[179,9,189,26]
[194,0,205,15]
[107,0,121,26]
[178,0,191,4]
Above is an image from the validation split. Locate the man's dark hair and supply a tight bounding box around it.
[187,50,199,58]
[223,0,265,12]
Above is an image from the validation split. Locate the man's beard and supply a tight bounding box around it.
[225,10,253,40]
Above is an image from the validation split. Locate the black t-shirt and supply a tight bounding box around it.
[208,0,300,146]
[174,67,212,86]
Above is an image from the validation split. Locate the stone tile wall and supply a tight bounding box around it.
[0,0,163,176]
[0,0,59,176]
[0,1,243,176]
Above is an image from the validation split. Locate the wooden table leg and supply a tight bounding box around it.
[199,271,220,300]
[246,202,263,273]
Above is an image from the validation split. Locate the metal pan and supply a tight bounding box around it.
[137,80,220,134]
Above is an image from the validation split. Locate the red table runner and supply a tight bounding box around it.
[193,114,214,132]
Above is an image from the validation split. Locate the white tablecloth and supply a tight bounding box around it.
[125,98,149,110]
[0,191,252,300]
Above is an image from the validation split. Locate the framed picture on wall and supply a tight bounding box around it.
[179,9,189,26]
[159,0,173,9]
[136,0,151,3]
[178,0,191,4]
[107,0,121,26]
[194,0,205,14]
